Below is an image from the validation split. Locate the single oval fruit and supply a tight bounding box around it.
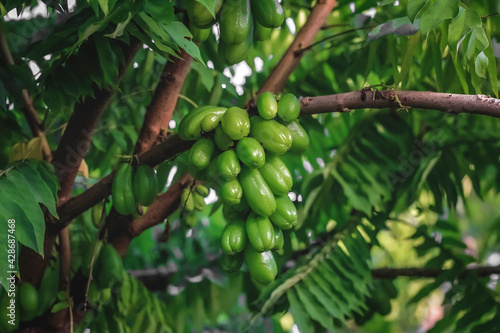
[182,211,198,228]
[220,178,243,205]
[246,213,275,252]
[181,188,195,212]
[97,244,124,289]
[219,38,252,65]
[192,192,207,211]
[250,117,292,154]
[254,20,272,41]
[19,282,39,312]
[250,0,285,28]
[221,220,248,254]
[0,288,19,332]
[278,93,300,122]
[221,253,244,273]
[91,201,105,228]
[244,248,278,285]
[239,167,276,217]
[112,163,136,216]
[201,112,224,133]
[217,150,241,181]
[257,92,278,119]
[219,0,252,44]
[195,184,210,197]
[133,165,158,206]
[273,225,284,250]
[189,22,211,43]
[187,0,223,28]
[259,154,293,195]
[221,107,250,140]
[214,125,235,151]
[236,137,266,168]
[178,105,227,140]
[189,138,215,170]
[286,120,310,153]
[269,194,298,230]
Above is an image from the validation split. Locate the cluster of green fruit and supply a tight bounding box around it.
[111,163,158,216]
[178,92,309,284]
[187,0,285,65]
[180,184,210,227]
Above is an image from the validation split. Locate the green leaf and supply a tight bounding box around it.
[287,290,314,332]
[396,31,420,89]
[1,173,45,254]
[20,162,59,218]
[474,51,488,80]
[191,62,215,91]
[50,301,69,313]
[465,27,489,61]
[144,0,174,25]
[419,0,459,35]
[161,21,204,63]
[408,0,428,22]
[331,168,371,216]
[295,285,336,331]
[195,0,219,17]
[484,42,499,98]
[447,7,482,50]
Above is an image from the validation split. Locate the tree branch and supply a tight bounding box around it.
[371,265,500,279]
[134,48,193,155]
[254,0,337,96]
[108,173,193,256]
[56,134,193,229]
[300,90,500,118]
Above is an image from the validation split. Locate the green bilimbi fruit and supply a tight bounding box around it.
[246,213,275,252]
[19,282,39,312]
[270,194,298,230]
[249,117,293,154]
[218,37,253,66]
[182,211,198,228]
[112,163,136,215]
[192,191,206,211]
[187,0,224,28]
[178,105,227,140]
[221,220,248,255]
[221,253,244,273]
[195,184,210,197]
[285,120,310,153]
[223,197,250,221]
[259,154,293,195]
[244,247,278,285]
[201,112,224,133]
[250,0,285,28]
[221,107,251,140]
[278,93,300,122]
[91,201,105,228]
[257,92,278,119]
[219,0,252,44]
[189,138,215,170]
[239,167,276,217]
[214,125,235,151]
[133,165,158,206]
[97,244,124,289]
[189,22,211,43]
[254,20,272,41]
[273,225,284,250]
[181,188,195,212]
[217,150,241,181]
[236,137,266,168]
[220,178,243,205]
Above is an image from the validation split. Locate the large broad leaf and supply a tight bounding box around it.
[161,21,204,64]
[419,0,460,35]
[447,7,482,50]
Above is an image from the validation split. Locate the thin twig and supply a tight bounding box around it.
[297,26,375,54]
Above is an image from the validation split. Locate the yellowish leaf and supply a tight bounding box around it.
[78,159,89,178]
[8,142,27,163]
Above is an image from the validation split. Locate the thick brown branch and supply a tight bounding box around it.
[255,0,337,96]
[134,48,193,155]
[371,265,500,279]
[300,90,500,118]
